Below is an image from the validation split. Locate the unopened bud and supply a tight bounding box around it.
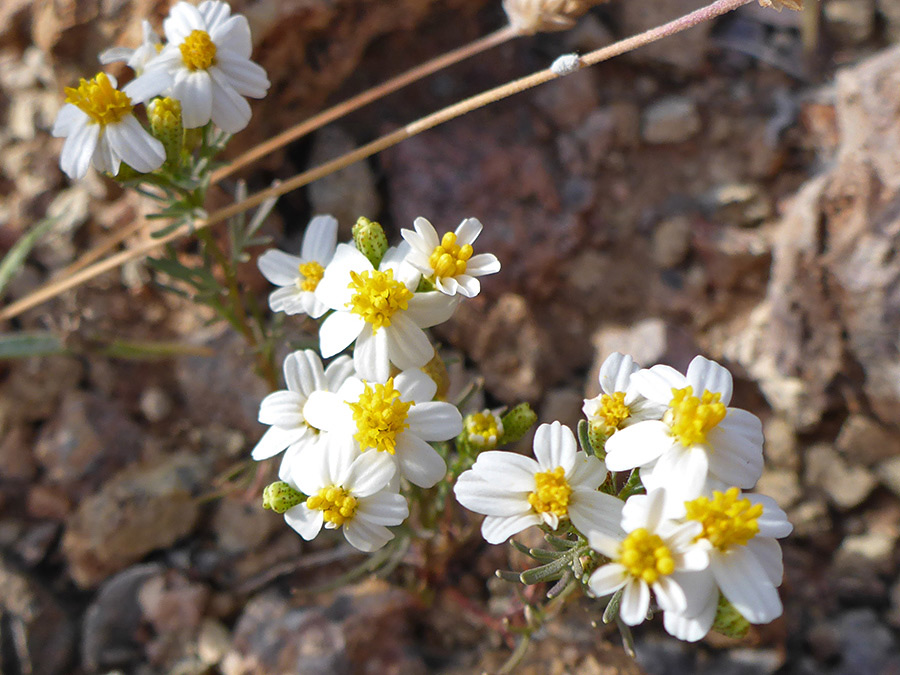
[464,409,505,451]
[498,403,537,445]
[758,0,802,10]
[503,0,605,35]
[149,96,183,166]
[712,594,750,639]
[587,419,612,458]
[262,481,304,514]
[352,216,389,269]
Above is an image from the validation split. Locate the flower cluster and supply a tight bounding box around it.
[53,0,269,179]
[454,352,792,643]
[254,214,500,552]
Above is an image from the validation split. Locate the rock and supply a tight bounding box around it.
[139,386,173,423]
[835,415,900,467]
[834,531,897,577]
[652,215,693,268]
[0,423,37,482]
[62,452,209,588]
[701,183,772,228]
[755,468,802,510]
[762,417,799,471]
[704,648,784,675]
[833,610,900,673]
[877,455,900,498]
[139,570,211,667]
[804,444,877,510]
[0,555,74,675]
[642,97,702,145]
[0,355,83,424]
[824,0,876,44]
[788,499,832,539]
[212,498,283,554]
[618,0,713,71]
[533,68,600,131]
[879,0,900,41]
[82,563,163,673]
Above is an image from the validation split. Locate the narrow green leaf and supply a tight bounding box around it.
[0,331,67,358]
[0,216,59,297]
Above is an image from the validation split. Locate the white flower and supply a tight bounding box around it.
[52,72,165,179]
[257,215,338,318]
[661,487,793,642]
[582,352,666,439]
[400,217,500,298]
[304,369,462,489]
[281,436,408,552]
[587,488,709,626]
[99,20,162,74]
[126,1,270,133]
[314,242,459,383]
[604,355,764,502]
[453,421,625,544]
[251,350,354,480]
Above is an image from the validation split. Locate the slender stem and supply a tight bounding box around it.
[210,25,518,184]
[0,0,752,323]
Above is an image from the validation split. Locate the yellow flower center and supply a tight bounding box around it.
[306,485,358,526]
[180,30,217,71]
[428,232,473,279]
[297,261,325,292]
[349,378,412,455]
[685,487,762,552]
[527,467,572,518]
[597,391,631,429]
[64,72,133,126]
[619,528,676,584]
[346,269,413,332]
[465,410,503,448]
[667,386,726,446]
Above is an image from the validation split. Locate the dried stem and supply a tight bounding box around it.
[0,0,753,323]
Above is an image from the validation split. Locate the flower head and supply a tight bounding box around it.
[251,350,354,481]
[304,369,462,488]
[314,242,459,383]
[52,72,165,179]
[99,20,163,74]
[604,356,764,502]
[503,0,602,35]
[758,0,802,10]
[126,1,270,132]
[401,217,500,298]
[281,436,408,552]
[587,488,709,626]
[257,215,339,318]
[454,421,624,543]
[465,409,504,449]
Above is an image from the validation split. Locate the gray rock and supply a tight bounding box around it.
[834,531,897,576]
[755,468,802,509]
[788,499,832,539]
[834,609,899,674]
[804,444,877,509]
[877,455,900,498]
[836,415,900,467]
[763,417,799,471]
[824,0,876,44]
[642,97,702,145]
[652,215,693,268]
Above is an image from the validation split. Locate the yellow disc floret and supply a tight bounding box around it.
[346,269,413,332]
[598,391,631,428]
[429,232,473,279]
[306,485,358,526]
[298,261,325,292]
[64,72,133,126]
[349,378,412,455]
[667,386,726,446]
[619,528,676,584]
[180,30,217,71]
[685,487,763,552]
[528,467,572,518]
[465,410,503,448]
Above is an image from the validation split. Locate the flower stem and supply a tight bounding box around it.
[0,0,753,323]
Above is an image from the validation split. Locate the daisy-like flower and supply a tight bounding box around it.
[281,436,408,552]
[582,353,666,442]
[314,242,459,383]
[304,369,462,489]
[251,350,354,480]
[257,215,338,318]
[587,488,709,626]
[604,356,764,502]
[662,487,793,641]
[453,421,625,544]
[464,409,505,449]
[99,20,163,74]
[52,72,166,179]
[401,217,501,298]
[126,1,270,133]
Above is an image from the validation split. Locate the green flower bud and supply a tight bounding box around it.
[352,217,389,269]
[587,419,612,459]
[149,96,184,167]
[262,481,305,514]
[712,594,750,639]
[498,403,537,445]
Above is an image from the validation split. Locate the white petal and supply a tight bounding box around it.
[214,50,269,97]
[435,276,460,296]
[268,287,304,314]
[653,576,687,614]
[258,249,301,285]
[285,349,326,396]
[671,569,718,619]
[454,472,532,517]
[258,390,305,427]
[588,563,629,597]
[603,420,673,472]
[301,391,350,433]
[453,275,481,298]
[284,504,324,540]
[209,69,252,132]
[621,488,666,533]
[568,453,608,489]
[465,253,501,276]
[60,121,99,179]
[173,69,213,128]
[481,513,540,544]
[99,46,134,65]
[619,579,651,626]
[300,215,339,262]
[746,537,784,587]
[588,532,622,559]
[686,355,733,405]
[319,311,365,358]
[407,402,462,441]
[356,491,408,526]
[394,432,447,488]
[631,365,687,404]
[385,314,434,371]
[706,409,764,489]
[470,451,540,491]
[412,217,440,249]
[344,450,396,498]
[52,104,88,137]
[644,446,709,503]
[532,421,577,473]
[324,356,356,391]
[165,1,205,42]
[454,217,483,245]
[599,352,639,395]
[405,291,459,328]
[210,16,251,57]
[393,368,437,403]
[251,424,301,460]
[107,116,165,173]
[123,64,174,103]
[315,244,372,308]
[199,0,232,31]
[569,490,625,539]
[342,517,394,552]
[354,326,390,383]
[663,585,716,642]
[92,132,118,175]
[712,548,783,624]
[749,494,793,539]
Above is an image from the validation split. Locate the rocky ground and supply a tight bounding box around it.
[3,0,900,673]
